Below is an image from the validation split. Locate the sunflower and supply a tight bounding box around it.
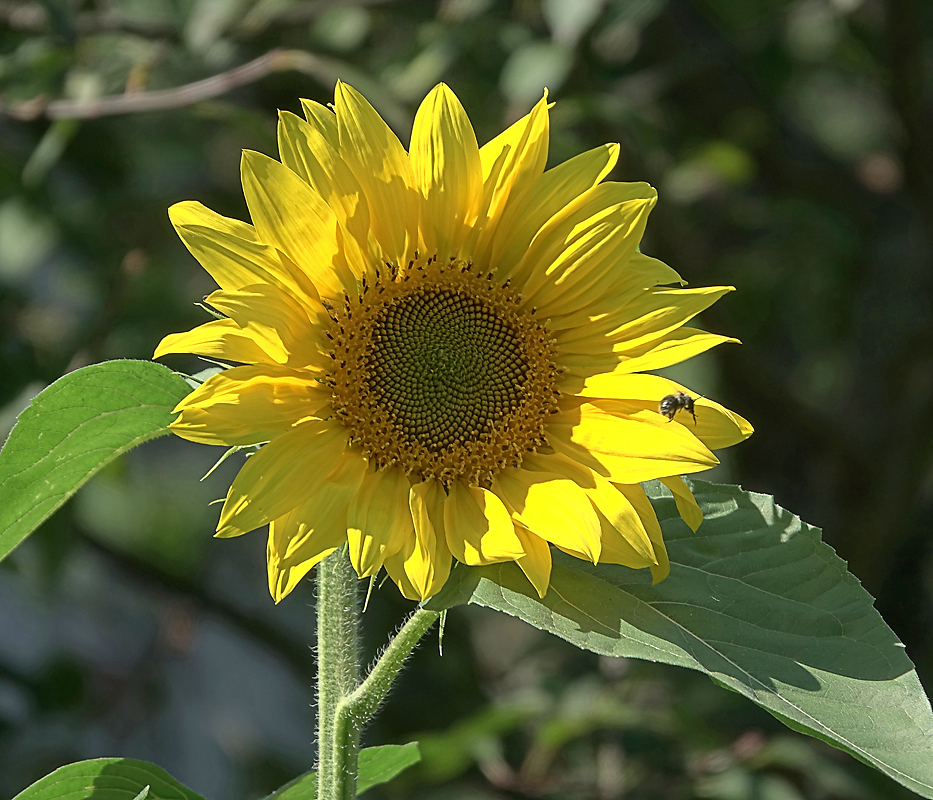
[155,82,752,603]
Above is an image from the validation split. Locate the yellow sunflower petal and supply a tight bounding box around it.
[559,327,738,381]
[659,475,704,532]
[170,200,258,242]
[605,286,735,351]
[169,364,330,446]
[410,479,453,599]
[493,468,601,563]
[616,328,739,373]
[204,285,328,370]
[548,400,719,483]
[300,98,339,147]
[589,509,655,570]
[616,483,670,584]
[522,452,657,565]
[346,465,414,578]
[217,419,348,538]
[154,318,277,364]
[492,143,620,278]
[334,81,419,263]
[410,83,482,258]
[513,523,552,598]
[267,449,368,602]
[384,479,452,602]
[623,251,686,289]
[478,94,549,211]
[513,182,657,313]
[277,110,372,259]
[443,480,524,566]
[548,251,685,337]
[554,284,733,357]
[281,452,366,564]
[469,93,550,263]
[168,201,320,301]
[382,551,420,602]
[552,288,737,382]
[570,373,754,450]
[267,514,343,604]
[240,150,346,298]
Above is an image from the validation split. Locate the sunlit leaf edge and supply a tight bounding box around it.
[426,479,933,798]
[0,359,191,564]
[11,757,206,800]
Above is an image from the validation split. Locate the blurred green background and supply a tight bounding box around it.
[2,0,932,797]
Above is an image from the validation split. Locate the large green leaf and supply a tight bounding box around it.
[428,479,933,798]
[12,758,207,800]
[263,743,422,799]
[0,360,191,563]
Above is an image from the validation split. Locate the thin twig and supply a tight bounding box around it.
[0,49,336,121]
[0,47,412,132]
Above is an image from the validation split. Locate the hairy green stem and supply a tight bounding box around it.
[316,550,440,800]
[316,549,360,800]
[333,609,440,777]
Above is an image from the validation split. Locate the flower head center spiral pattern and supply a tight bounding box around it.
[328,257,560,485]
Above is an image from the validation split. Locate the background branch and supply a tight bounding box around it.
[0,47,411,131]
[1,50,336,121]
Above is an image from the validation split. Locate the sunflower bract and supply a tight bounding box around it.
[155,82,753,604]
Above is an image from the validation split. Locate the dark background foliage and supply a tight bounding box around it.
[1,0,932,797]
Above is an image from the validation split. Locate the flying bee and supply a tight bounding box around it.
[659,391,697,424]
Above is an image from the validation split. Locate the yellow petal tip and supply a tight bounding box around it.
[152,338,173,360]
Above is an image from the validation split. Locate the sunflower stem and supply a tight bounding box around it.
[316,549,361,800]
[316,552,440,800]
[331,608,440,793]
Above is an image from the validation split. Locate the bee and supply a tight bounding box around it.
[659,391,697,424]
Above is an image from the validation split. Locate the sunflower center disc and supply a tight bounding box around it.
[372,288,528,447]
[328,259,560,485]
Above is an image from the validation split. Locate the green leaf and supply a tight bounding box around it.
[428,479,933,798]
[260,770,315,800]
[12,758,207,800]
[262,743,421,799]
[358,743,421,793]
[0,360,191,563]
[14,744,421,800]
